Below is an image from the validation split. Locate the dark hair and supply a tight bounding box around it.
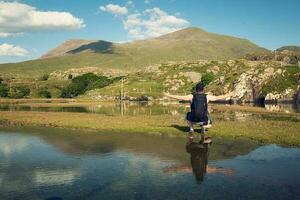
[195,82,205,92]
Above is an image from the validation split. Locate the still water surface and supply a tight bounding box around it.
[1,102,300,123]
[0,127,299,200]
[0,101,299,114]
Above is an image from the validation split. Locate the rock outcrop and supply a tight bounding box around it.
[265,89,296,103]
[233,67,283,102]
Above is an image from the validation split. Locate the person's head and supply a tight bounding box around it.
[195,82,205,93]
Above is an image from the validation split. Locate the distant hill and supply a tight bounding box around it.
[275,46,300,65]
[276,46,300,54]
[244,45,300,63]
[0,27,270,77]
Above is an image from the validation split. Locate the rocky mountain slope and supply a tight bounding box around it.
[1,58,299,103]
[80,59,299,103]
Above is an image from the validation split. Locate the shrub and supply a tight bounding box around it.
[7,86,30,98]
[60,73,114,98]
[41,74,49,81]
[201,72,215,86]
[0,84,8,97]
[68,74,73,79]
[0,77,3,84]
[38,90,52,98]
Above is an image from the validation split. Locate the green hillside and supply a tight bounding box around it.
[0,27,270,78]
[277,46,300,53]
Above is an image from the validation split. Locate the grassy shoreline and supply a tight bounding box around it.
[0,110,300,146]
[1,98,299,116]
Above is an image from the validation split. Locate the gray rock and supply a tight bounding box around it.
[183,71,201,83]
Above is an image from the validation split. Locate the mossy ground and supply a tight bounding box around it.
[0,107,299,146]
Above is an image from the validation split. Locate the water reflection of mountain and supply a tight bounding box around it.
[1,126,260,164]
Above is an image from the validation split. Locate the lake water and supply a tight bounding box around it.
[1,102,300,124]
[1,101,300,114]
[0,127,299,200]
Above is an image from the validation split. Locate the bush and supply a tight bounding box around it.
[0,77,3,84]
[61,83,85,98]
[201,72,215,86]
[0,84,8,97]
[7,86,30,98]
[60,73,114,98]
[41,74,49,81]
[38,90,52,98]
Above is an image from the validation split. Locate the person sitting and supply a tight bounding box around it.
[164,82,233,133]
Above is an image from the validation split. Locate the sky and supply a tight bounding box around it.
[0,0,299,64]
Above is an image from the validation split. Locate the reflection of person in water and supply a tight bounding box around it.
[164,140,234,184]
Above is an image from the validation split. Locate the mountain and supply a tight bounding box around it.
[41,39,97,58]
[0,27,270,77]
[276,46,300,54]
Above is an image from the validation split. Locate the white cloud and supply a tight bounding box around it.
[100,4,128,15]
[126,1,134,7]
[0,43,28,56]
[144,0,151,4]
[123,7,189,39]
[0,1,85,37]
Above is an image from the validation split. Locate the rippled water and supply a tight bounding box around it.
[0,127,299,200]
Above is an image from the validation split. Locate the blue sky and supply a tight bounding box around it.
[0,0,299,63]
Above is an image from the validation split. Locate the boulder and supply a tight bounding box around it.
[183,72,202,83]
[227,60,236,67]
[265,89,296,103]
[207,66,220,75]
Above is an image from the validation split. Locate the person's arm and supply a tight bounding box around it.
[164,93,193,101]
[207,91,234,102]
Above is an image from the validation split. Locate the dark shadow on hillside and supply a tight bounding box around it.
[67,40,114,54]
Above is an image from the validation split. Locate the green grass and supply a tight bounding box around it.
[0,110,300,146]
